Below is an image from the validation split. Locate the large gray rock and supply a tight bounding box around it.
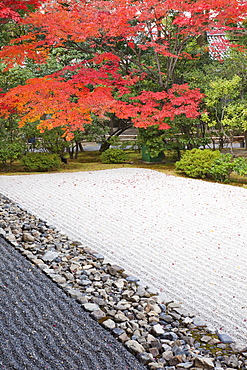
[42,250,59,262]
[194,356,214,369]
[125,340,145,354]
[102,319,116,330]
[137,352,153,364]
[151,324,165,336]
[67,288,83,299]
[161,331,178,341]
[162,350,173,361]
[22,232,35,242]
[193,317,207,327]
[218,333,234,344]
[90,309,106,321]
[83,303,100,312]
[115,313,128,322]
[52,275,67,284]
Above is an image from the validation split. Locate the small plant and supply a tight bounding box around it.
[21,152,61,171]
[175,149,221,178]
[100,148,128,164]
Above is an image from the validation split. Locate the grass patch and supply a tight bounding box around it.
[1,149,247,188]
[59,150,179,177]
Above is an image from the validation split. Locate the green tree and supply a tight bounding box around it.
[0,118,27,171]
[202,75,247,152]
[137,115,210,161]
[22,122,70,156]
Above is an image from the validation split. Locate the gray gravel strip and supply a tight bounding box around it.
[0,236,146,370]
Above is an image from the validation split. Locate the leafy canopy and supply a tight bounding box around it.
[0,0,42,22]
[0,0,246,139]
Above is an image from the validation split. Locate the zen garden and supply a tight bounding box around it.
[2,3,247,367]
[1,0,247,187]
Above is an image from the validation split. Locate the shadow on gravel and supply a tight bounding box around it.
[0,236,146,370]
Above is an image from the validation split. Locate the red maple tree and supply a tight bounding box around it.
[0,0,246,139]
[0,0,41,22]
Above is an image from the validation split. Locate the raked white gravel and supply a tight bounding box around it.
[0,168,247,346]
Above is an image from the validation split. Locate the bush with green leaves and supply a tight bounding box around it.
[175,149,221,178]
[0,141,25,171]
[233,157,247,177]
[137,126,167,158]
[208,153,234,183]
[21,153,61,171]
[0,118,27,171]
[175,149,247,183]
[100,148,128,164]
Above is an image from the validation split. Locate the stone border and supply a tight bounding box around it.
[1,193,247,370]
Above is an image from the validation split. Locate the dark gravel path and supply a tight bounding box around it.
[0,236,146,370]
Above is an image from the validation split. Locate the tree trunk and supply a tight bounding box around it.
[68,146,74,159]
[176,148,181,161]
[99,140,111,152]
[75,142,79,159]
[78,142,84,152]
[219,135,224,151]
[244,131,247,149]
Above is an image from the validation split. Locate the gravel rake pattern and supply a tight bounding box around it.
[0,236,146,370]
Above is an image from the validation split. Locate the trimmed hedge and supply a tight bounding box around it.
[176,148,247,183]
[208,153,234,183]
[21,152,61,171]
[175,149,221,179]
[100,148,128,164]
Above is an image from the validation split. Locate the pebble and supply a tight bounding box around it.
[193,317,207,327]
[152,324,165,336]
[1,193,246,370]
[67,288,83,299]
[137,351,154,364]
[83,303,100,312]
[125,340,145,354]
[90,309,106,321]
[52,275,67,284]
[125,276,140,283]
[193,356,215,368]
[102,319,116,330]
[42,250,59,262]
[22,232,35,242]
[218,333,234,344]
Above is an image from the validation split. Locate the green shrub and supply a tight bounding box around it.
[21,152,61,171]
[100,148,128,164]
[0,141,25,171]
[175,149,221,178]
[233,157,247,177]
[208,153,234,183]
